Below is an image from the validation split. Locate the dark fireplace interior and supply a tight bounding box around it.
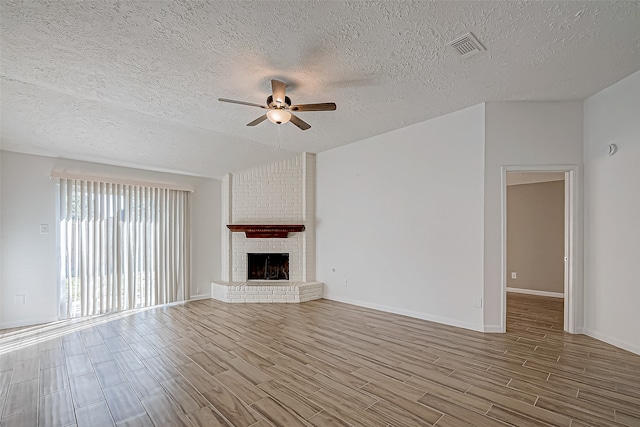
[247,253,289,280]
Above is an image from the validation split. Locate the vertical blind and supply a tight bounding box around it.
[58,179,190,318]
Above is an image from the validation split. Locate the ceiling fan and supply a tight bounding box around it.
[218,79,336,130]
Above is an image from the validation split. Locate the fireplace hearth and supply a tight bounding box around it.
[248,253,289,280]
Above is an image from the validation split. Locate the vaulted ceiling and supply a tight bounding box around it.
[1,1,639,178]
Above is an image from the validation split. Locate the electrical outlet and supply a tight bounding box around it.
[343,278,348,287]
[14,295,25,305]
[473,297,483,308]
[511,272,517,279]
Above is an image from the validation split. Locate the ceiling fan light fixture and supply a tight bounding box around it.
[266,109,291,125]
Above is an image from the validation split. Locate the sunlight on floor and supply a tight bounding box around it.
[0,304,181,355]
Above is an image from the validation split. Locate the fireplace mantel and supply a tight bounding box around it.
[227,224,305,238]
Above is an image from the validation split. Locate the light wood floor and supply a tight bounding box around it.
[1,294,639,426]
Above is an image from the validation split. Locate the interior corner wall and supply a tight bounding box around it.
[484,102,584,332]
[583,69,640,355]
[316,103,485,332]
[507,180,565,294]
[0,151,221,328]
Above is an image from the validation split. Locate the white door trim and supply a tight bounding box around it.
[501,165,579,334]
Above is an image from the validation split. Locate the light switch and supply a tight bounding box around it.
[511,272,517,279]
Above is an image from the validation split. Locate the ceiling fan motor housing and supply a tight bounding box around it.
[267,95,291,109]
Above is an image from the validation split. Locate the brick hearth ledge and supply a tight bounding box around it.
[210,281,323,303]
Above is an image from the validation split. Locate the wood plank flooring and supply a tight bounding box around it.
[1,294,639,426]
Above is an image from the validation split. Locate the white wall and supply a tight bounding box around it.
[483,102,584,332]
[192,177,221,298]
[1,152,58,327]
[0,151,220,328]
[317,104,485,331]
[583,70,640,355]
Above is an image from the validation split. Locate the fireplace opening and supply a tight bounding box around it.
[247,253,289,280]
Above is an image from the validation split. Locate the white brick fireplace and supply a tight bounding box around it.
[212,153,323,303]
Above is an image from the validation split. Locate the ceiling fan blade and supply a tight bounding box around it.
[289,113,311,130]
[290,102,337,112]
[219,98,267,109]
[246,114,268,126]
[271,79,287,105]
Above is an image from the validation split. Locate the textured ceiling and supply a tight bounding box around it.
[1,1,639,178]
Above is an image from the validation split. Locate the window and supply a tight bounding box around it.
[58,179,190,318]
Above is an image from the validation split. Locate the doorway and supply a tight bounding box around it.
[501,166,579,333]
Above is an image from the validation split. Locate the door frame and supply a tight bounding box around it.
[500,165,579,333]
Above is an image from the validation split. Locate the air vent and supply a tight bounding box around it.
[448,32,485,58]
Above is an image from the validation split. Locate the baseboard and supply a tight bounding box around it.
[323,294,484,333]
[0,316,59,330]
[582,328,640,356]
[189,294,211,301]
[506,287,564,298]
[483,325,505,333]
